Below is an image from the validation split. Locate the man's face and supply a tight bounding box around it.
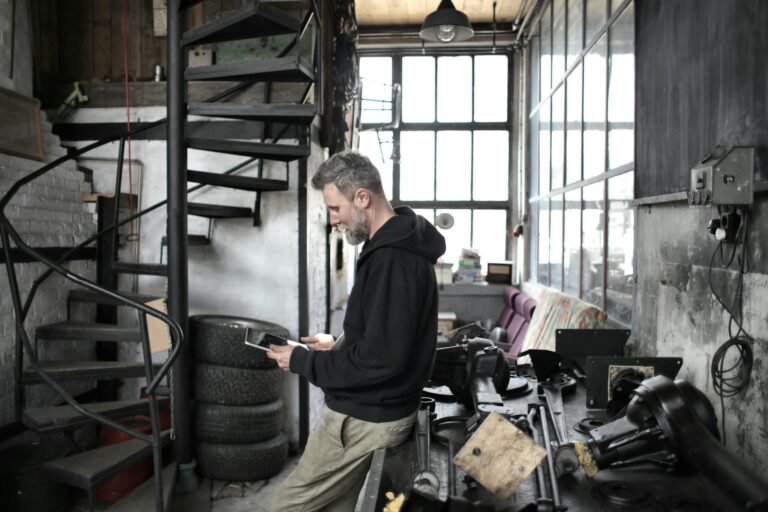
[322,183,369,245]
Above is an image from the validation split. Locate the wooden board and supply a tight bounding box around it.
[0,87,44,161]
[453,411,546,502]
[355,0,524,26]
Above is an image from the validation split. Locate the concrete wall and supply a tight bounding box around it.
[632,0,768,474]
[634,200,768,473]
[0,0,97,429]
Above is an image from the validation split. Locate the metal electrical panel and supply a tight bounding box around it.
[688,146,755,206]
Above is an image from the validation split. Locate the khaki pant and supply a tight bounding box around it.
[269,405,416,512]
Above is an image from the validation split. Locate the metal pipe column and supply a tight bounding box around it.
[167,0,196,492]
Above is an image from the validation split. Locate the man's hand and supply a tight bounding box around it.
[266,344,293,371]
[301,333,335,351]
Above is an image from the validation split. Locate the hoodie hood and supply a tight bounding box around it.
[359,206,446,266]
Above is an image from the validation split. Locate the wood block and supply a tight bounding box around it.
[453,411,546,502]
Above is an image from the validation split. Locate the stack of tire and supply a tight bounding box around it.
[190,315,289,481]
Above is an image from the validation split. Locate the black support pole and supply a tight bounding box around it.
[298,157,310,450]
[167,0,196,492]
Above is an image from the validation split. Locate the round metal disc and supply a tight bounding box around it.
[592,480,655,509]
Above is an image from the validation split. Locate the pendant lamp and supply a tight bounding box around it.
[419,0,474,43]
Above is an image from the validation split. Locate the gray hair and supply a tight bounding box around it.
[311,151,384,200]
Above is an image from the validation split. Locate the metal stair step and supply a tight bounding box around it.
[23,361,162,384]
[187,137,310,160]
[68,289,161,307]
[112,262,169,276]
[187,170,289,192]
[185,57,313,83]
[107,462,177,512]
[36,321,142,343]
[22,398,169,434]
[42,430,171,491]
[188,102,316,123]
[182,1,299,47]
[188,202,253,219]
[161,234,211,246]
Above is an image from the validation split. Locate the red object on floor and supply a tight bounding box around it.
[93,417,153,502]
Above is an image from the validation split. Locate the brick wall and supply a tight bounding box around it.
[0,114,98,428]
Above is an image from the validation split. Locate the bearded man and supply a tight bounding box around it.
[267,151,446,511]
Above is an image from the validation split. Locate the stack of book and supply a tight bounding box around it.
[455,248,483,283]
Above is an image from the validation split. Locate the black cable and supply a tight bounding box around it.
[707,209,754,446]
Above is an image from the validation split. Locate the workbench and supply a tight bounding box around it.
[359,375,742,511]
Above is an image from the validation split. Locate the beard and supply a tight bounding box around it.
[344,206,369,245]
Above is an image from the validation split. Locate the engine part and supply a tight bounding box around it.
[431,337,510,410]
[413,397,440,498]
[539,373,579,475]
[586,376,768,511]
[591,480,654,509]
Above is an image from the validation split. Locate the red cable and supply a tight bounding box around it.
[121,0,138,240]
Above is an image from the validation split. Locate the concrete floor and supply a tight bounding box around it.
[207,455,300,512]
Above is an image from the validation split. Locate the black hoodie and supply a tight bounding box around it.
[290,206,446,422]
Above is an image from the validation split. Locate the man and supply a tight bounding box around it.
[267,151,446,511]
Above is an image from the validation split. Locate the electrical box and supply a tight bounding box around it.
[688,146,754,206]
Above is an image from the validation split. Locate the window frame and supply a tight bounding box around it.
[526,0,635,327]
[358,49,515,268]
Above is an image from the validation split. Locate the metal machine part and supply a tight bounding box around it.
[413,397,440,498]
[539,373,579,475]
[431,337,510,411]
[586,376,768,511]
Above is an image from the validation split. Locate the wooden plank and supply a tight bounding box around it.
[94,0,113,81]
[110,0,123,80]
[140,0,159,80]
[128,0,143,80]
[453,411,546,502]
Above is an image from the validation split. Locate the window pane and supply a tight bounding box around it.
[586,0,607,44]
[607,3,634,170]
[552,0,567,81]
[359,57,392,124]
[474,55,508,121]
[539,98,551,194]
[566,0,584,67]
[473,131,509,201]
[400,131,434,200]
[529,111,540,198]
[582,181,605,308]
[529,201,540,283]
[437,56,472,122]
[607,171,634,324]
[436,131,471,200]
[583,35,607,179]
[551,86,565,190]
[563,188,581,296]
[530,36,541,108]
[358,131,393,199]
[436,209,471,271]
[550,194,564,291]
[566,63,583,184]
[540,4,552,99]
[402,56,435,122]
[473,210,507,274]
[538,198,551,285]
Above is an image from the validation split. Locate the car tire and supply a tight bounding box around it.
[196,433,288,482]
[190,314,289,370]
[193,362,282,406]
[194,400,284,444]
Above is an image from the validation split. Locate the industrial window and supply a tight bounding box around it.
[358,53,512,274]
[528,0,634,325]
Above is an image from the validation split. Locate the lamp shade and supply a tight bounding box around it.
[419,0,474,43]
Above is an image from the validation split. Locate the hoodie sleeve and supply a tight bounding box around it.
[289,248,425,389]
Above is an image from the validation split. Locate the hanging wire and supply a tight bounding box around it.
[707,209,755,446]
